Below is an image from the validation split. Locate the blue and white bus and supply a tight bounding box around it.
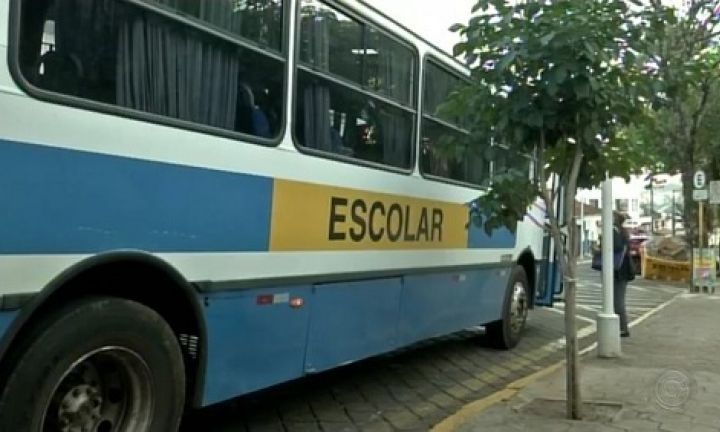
[0,0,560,430]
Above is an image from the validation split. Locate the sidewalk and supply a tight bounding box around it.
[450,293,720,432]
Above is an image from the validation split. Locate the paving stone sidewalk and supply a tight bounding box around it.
[455,293,720,432]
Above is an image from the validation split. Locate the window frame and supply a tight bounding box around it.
[7,0,292,147]
[291,0,420,175]
[419,54,488,190]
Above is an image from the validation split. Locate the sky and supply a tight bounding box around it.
[363,0,475,54]
[362,0,690,56]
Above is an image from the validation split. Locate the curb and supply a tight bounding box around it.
[431,292,682,432]
[431,363,563,432]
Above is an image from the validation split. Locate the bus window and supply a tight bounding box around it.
[144,0,284,52]
[420,60,489,186]
[298,2,363,86]
[295,0,416,170]
[421,120,486,185]
[15,0,285,140]
[364,28,415,107]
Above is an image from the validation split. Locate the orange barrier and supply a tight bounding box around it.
[641,250,691,282]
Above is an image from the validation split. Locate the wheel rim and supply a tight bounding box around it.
[509,281,528,335]
[42,347,154,432]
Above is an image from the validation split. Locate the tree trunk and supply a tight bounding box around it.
[564,254,581,419]
[682,168,696,245]
[538,134,583,420]
[563,145,583,420]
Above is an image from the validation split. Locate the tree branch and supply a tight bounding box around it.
[689,77,714,151]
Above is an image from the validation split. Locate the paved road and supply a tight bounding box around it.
[181,264,684,432]
[553,264,683,323]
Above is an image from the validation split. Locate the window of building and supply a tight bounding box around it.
[615,199,629,212]
[589,199,599,209]
[420,59,489,185]
[295,0,416,169]
[16,0,286,140]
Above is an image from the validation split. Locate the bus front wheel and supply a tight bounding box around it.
[485,266,529,349]
[0,297,185,432]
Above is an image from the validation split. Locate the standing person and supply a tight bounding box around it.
[613,211,634,337]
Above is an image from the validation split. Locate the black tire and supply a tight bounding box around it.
[0,297,185,432]
[485,266,529,349]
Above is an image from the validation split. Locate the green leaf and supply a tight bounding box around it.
[573,81,591,99]
[453,42,468,57]
[540,32,555,46]
[449,23,465,33]
[526,111,543,128]
[497,52,517,71]
[550,67,567,85]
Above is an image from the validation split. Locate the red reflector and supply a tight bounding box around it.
[256,295,273,305]
[290,297,304,308]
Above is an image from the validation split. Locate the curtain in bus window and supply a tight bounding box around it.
[116,12,240,130]
[378,107,412,168]
[303,82,332,153]
[300,11,332,152]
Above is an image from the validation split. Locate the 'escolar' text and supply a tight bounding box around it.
[328,197,444,243]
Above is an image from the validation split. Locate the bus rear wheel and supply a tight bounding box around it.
[0,297,185,432]
[485,266,529,349]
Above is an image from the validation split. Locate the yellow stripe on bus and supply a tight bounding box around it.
[269,179,470,251]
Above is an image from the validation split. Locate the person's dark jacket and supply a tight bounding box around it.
[613,226,635,281]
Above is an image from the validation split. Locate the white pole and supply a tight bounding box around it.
[580,198,585,257]
[597,175,621,357]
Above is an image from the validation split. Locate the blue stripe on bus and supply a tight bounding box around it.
[0,139,273,254]
[468,224,516,249]
[0,138,516,253]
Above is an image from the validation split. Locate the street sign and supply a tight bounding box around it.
[694,170,707,189]
[710,180,720,205]
[693,189,708,201]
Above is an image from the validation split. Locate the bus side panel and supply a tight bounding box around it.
[201,285,312,407]
[398,267,508,346]
[304,278,402,374]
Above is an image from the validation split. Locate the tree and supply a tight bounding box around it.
[636,0,720,245]
[448,0,652,419]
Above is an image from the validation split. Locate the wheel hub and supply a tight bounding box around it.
[509,282,528,334]
[58,384,102,432]
[43,347,154,432]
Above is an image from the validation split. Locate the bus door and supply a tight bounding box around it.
[535,179,565,306]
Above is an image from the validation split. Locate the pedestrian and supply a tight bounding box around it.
[613,211,635,338]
